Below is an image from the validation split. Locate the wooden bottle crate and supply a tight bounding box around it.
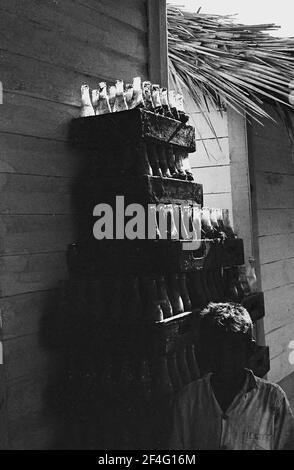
[70,108,196,152]
[67,238,244,275]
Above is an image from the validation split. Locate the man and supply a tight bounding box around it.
[170,302,294,450]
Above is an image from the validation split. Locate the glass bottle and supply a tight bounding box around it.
[167,274,184,315]
[246,257,258,293]
[201,207,215,239]
[222,209,236,238]
[216,208,227,239]
[160,88,173,118]
[175,93,189,123]
[129,76,144,109]
[125,83,134,109]
[173,148,187,180]
[80,84,95,117]
[146,143,162,177]
[181,151,194,181]
[157,145,171,178]
[91,89,99,115]
[152,84,163,114]
[113,79,128,112]
[224,267,243,302]
[238,265,251,297]
[210,208,222,238]
[165,145,178,178]
[96,82,111,115]
[191,205,202,248]
[168,90,180,120]
[108,85,116,112]
[178,273,192,311]
[157,276,173,319]
[179,205,191,241]
[161,204,179,240]
[142,81,154,111]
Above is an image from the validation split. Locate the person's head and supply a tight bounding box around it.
[198,302,255,380]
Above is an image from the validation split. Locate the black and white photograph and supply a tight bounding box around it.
[0,0,294,454]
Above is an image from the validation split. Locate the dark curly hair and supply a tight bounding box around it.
[200,302,253,340]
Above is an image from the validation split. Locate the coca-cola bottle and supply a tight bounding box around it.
[178,273,192,311]
[175,93,189,123]
[80,84,95,117]
[157,204,179,239]
[129,77,144,109]
[142,81,154,111]
[113,79,128,112]
[160,88,173,118]
[181,151,194,181]
[91,89,99,115]
[237,265,251,297]
[157,276,173,319]
[125,83,134,109]
[108,85,116,112]
[216,208,227,239]
[146,144,162,177]
[165,145,178,178]
[173,148,187,180]
[96,82,111,115]
[191,205,202,247]
[179,205,190,241]
[210,208,221,237]
[222,209,236,238]
[152,84,163,114]
[201,207,215,239]
[223,267,243,302]
[157,145,171,178]
[167,274,184,315]
[246,257,258,293]
[168,90,180,120]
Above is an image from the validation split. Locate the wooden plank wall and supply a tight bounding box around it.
[183,91,233,215]
[0,0,148,449]
[247,103,294,383]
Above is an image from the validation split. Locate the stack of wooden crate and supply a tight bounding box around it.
[64,108,269,449]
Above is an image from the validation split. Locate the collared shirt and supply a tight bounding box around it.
[169,369,294,450]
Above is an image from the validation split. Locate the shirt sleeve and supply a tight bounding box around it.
[274,389,294,450]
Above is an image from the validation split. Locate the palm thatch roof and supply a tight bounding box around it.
[167,4,294,140]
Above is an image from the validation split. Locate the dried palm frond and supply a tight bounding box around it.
[167,4,294,142]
